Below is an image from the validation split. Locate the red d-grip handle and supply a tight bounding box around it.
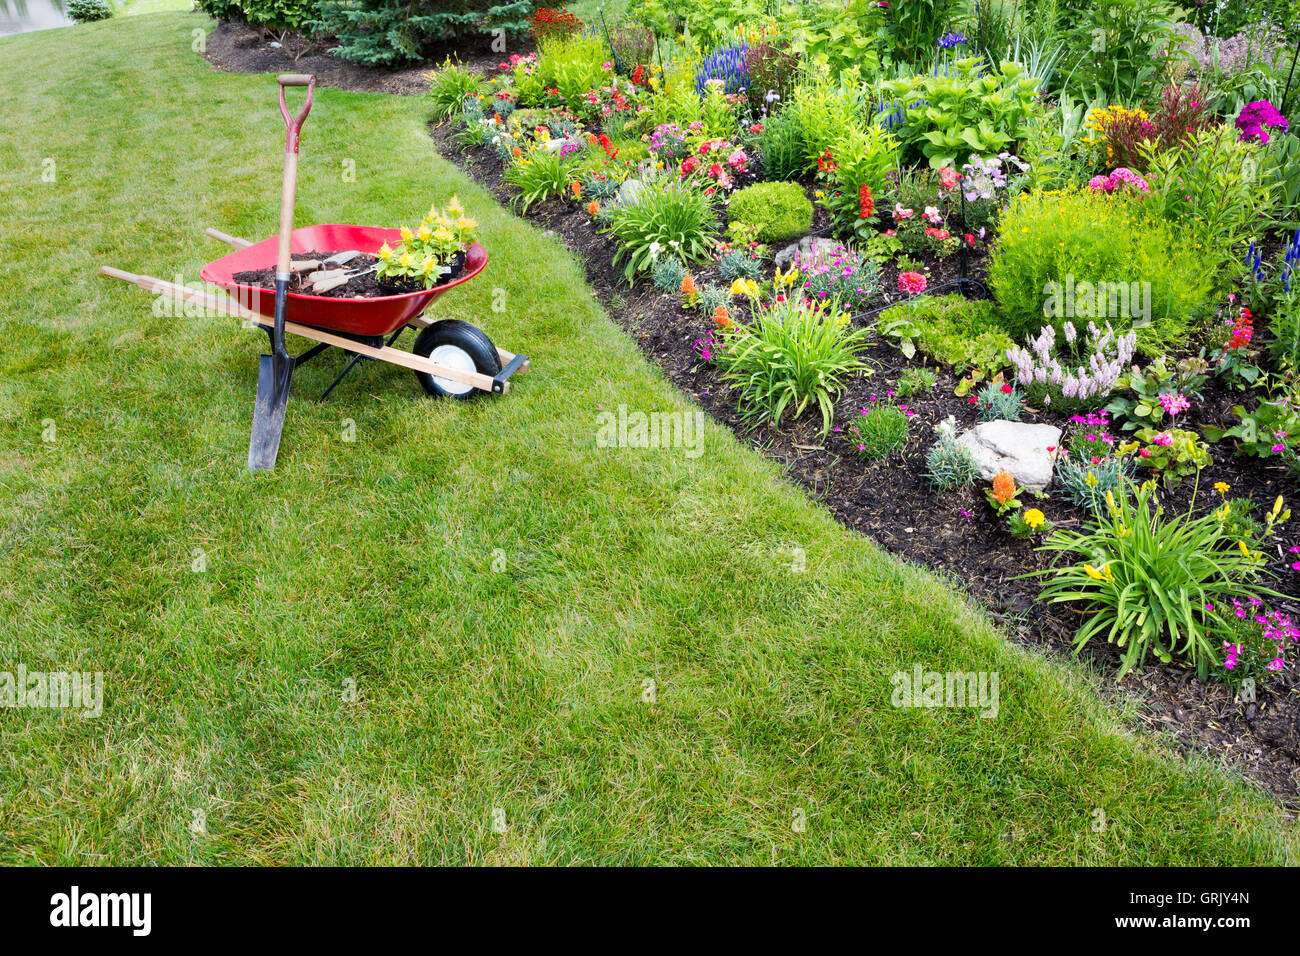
[277,74,315,154]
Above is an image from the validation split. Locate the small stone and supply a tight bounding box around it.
[541,136,580,154]
[955,420,1062,492]
[268,41,281,48]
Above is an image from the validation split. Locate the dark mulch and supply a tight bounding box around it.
[232,251,466,297]
[201,20,528,95]
[430,120,1300,806]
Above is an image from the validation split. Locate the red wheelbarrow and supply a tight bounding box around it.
[101,73,528,471]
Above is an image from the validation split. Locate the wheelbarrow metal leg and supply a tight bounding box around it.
[318,327,404,402]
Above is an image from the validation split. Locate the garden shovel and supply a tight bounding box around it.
[249,73,314,472]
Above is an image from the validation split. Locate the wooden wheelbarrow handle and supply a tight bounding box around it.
[205,227,253,249]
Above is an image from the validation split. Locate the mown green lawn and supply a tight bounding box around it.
[0,14,1295,865]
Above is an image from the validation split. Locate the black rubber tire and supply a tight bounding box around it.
[411,319,501,399]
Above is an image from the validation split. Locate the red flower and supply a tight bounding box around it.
[858,184,875,219]
[1000,383,1012,394]
[898,272,927,294]
[964,233,976,246]
[969,396,978,404]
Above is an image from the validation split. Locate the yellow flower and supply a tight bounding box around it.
[1024,508,1045,529]
[418,225,432,241]
[1272,495,1284,518]
[1214,481,1230,494]
[1084,563,1113,582]
[447,195,464,217]
[1085,470,1098,488]
[376,241,393,261]
[400,226,413,242]
[398,253,413,268]
[1238,540,1250,558]
[1105,489,1116,515]
[729,278,758,299]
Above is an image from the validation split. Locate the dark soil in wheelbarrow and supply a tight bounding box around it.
[233,251,466,298]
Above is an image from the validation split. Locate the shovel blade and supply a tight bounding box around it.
[247,353,295,472]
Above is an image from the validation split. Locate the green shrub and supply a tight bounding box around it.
[603,181,719,283]
[68,0,113,21]
[313,0,533,67]
[727,182,812,244]
[714,299,871,434]
[988,188,1217,354]
[877,296,1015,375]
[199,0,319,30]
[240,0,316,29]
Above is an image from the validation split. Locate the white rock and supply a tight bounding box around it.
[616,177,646,206]
[541,136,580,154]
[955,420,1062,492]
[774,235,842,270]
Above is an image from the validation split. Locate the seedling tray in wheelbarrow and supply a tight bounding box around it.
[199,224,488,338]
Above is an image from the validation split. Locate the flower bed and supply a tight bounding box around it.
[427,4,1300,801]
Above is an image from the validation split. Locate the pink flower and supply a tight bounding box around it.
[893,204,914,220]
[938,167,960,190]
[1158,392,1190,416]
[1139,448,1151,457]
[1152,432,1174,447]
[898,272,927,294]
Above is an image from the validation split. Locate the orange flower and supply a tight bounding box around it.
[571,181,582,198]
[991,470,1016,505]
[493,112,502,124]
[586,200,600,216]
[587,134,599,146]
[680,274,697,296]
[511,146,522,158]
[712,305,731,327]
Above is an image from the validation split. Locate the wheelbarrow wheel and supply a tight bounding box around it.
[412,319,501,399]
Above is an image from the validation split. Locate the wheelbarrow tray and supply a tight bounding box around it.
[199,224,487,338]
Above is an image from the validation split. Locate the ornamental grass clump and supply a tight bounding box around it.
[1030,482,1289,679]
[1006,321,1136,412]
[604,181,719,283]
[714,298,871,435]
[838,396,910,461]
